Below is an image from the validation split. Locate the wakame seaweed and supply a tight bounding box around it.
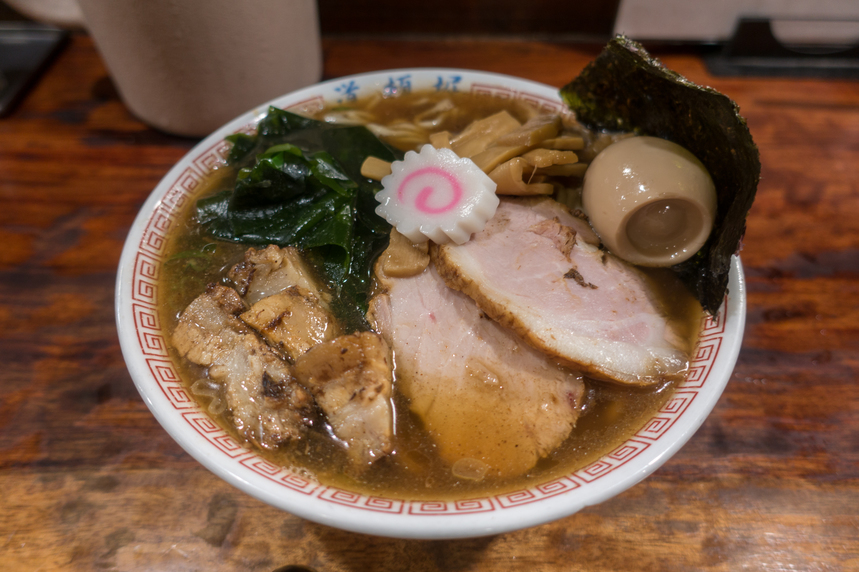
[560,36,760,314]
[197,107,403,330]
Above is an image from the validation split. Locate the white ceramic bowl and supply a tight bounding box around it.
[115,69,746,540]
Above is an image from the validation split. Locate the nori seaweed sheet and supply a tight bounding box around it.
[560,36,760,314]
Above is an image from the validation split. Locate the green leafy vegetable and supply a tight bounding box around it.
[561,36,760,314]
[197,107,403,330]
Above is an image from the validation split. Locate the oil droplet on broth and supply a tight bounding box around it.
[452,457,490,481]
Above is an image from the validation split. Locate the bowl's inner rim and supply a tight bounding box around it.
[117,69,742,528]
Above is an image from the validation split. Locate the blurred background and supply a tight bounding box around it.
[2,0,857,44]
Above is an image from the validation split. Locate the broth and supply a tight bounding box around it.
[158,90,703,500]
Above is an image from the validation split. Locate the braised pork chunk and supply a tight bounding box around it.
[294,332,395,468]
[172,283,314,449]
[240,285,340,362]
[228,244,329,306]
[175,246,396,468]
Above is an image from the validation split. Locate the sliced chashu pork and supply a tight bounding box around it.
[294,332,394,468]
[172,283,314,449]
[369,264,585,480]
[433,197,690,386]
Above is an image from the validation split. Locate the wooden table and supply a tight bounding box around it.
[1,34,857,571]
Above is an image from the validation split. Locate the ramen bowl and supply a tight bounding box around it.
[115,69,746,540]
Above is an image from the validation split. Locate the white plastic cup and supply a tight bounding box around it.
[77,0,323,137]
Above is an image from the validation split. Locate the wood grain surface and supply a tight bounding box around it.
[1,34,857,572]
